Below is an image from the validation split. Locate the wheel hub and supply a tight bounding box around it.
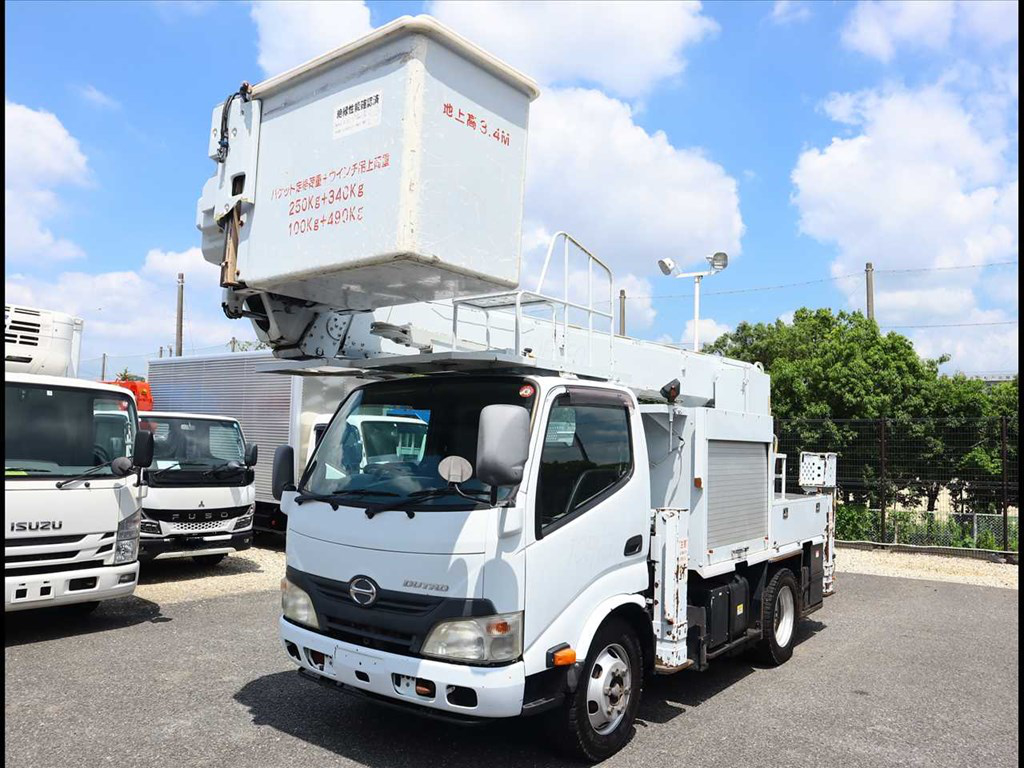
[586,643,632,735]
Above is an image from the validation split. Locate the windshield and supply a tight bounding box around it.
[302,376,536,510]
[5,382,137,478]
[140,416,245,476]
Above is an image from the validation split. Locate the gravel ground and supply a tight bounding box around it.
[5,573,1018,768]
[835,546,1018,590]
[135,535,286,605]
[133,538,1018,608]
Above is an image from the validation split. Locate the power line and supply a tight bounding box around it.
[880,320,1018,329]
[623,259,1019,301]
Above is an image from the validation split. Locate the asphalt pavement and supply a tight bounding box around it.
[5,571,1018,768]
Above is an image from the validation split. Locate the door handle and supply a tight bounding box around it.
[623,535,643,556]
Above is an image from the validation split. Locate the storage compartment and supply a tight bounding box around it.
[703,586,730,649]
[197,15,539,311]
[728,575,749,639]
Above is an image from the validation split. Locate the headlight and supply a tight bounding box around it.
[114,511,141,564]
[234,514,254,530]
[281,578,320,629]
[421,612,523,664]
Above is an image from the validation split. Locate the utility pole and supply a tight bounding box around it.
[230,336,237,353]
[618,290,626,336]
[865,262,875,322]
[158,346,164,359]
[175,272,184,357]
[100,353,107,381]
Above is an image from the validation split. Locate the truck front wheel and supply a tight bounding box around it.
[755,568,800,665]
[545,618,644,762]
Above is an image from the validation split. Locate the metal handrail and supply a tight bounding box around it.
[451,232,615,367]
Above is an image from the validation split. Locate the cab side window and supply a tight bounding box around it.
[536,393,632,534]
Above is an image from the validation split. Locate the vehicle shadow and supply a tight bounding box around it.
[235,671,577,768]
[235,619,828,765]
[4,595,170,647]
[138,555,263,585]
[640,618,828,725]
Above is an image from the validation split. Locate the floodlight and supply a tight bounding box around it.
[708,252,729,272]
[657,258,676,276]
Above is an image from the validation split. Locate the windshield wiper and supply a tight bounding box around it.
[5,466,54,474]
[55,460,123,488]
[146,461,207,479]
[364,487,491,519]
[294,489,399,510]
[202,461,245,477]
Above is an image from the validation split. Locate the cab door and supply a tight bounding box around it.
[522,386,650,666]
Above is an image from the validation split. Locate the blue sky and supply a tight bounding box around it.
[5,0,1018,378]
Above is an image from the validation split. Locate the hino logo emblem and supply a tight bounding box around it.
[349,576,378,607]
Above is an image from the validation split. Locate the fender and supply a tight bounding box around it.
[573,593,647,665]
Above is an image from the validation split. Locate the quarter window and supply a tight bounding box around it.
[537,393,632,532]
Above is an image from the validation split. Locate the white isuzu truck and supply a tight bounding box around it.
[5,305,154,613]
[137,411,257,565]
[198,16,836,760]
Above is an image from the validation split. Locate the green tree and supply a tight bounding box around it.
[115,368,145,382]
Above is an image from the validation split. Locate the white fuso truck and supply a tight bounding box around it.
[198,16,837,760]
[5,305,154,613]
[137,411,257,565]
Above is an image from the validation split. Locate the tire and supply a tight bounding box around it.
[65,601,100,615]
[755,568,800,665]
[193,554,227,567]
[544,618,644,762]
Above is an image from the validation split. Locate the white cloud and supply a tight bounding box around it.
[681,317,731,348]
[428,0,718,98]
[770,1,811,25]
[956,0,1019,48]
[251,0,373,77]
[525,88,743,284]
[841,1,1018,62]
[841,1,955,62]
[5,247,254,368]
[792,82,1018,372]
[5,101,89,263]
[78,84,120,110]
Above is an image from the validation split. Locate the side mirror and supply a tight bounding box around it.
[111,456,134,477]
[132,430,154,469]
[245,443,259,467]
[272,445,295,501]
[476,404,530,488]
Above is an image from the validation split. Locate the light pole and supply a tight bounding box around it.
[657,252,729,352]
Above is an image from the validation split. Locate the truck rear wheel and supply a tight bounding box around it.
[193,554,227,567]
[545,618,643,762]
[755,568,800,665]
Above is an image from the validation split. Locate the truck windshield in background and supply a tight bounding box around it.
[139,416,246,482]
[5,382,136,478]
[303,376,536,510]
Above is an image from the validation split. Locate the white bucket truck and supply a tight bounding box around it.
[198,17,836,760]
[5,305,154,613]
[137,411,257,565]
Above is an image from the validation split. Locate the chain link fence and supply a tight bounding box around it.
[777,416,1019,553]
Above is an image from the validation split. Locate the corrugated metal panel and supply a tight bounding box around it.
[707,440,768,550]
[148,354,291,503]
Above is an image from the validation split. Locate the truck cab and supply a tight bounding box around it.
[137,412,258,566]
[5,374,152,612]
[276,371,834,760]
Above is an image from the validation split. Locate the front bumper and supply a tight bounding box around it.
[280,618,526,719]
[139,529,252,561]
[5,562,139,612]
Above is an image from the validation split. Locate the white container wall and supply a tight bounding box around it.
[197,16,539,311]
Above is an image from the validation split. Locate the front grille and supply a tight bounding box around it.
[165,520,232,533]
[5,534,87,547]
[288,567,497,660]
[143,505,250,523]
[5,550,80,564]
[5,560,106,576]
